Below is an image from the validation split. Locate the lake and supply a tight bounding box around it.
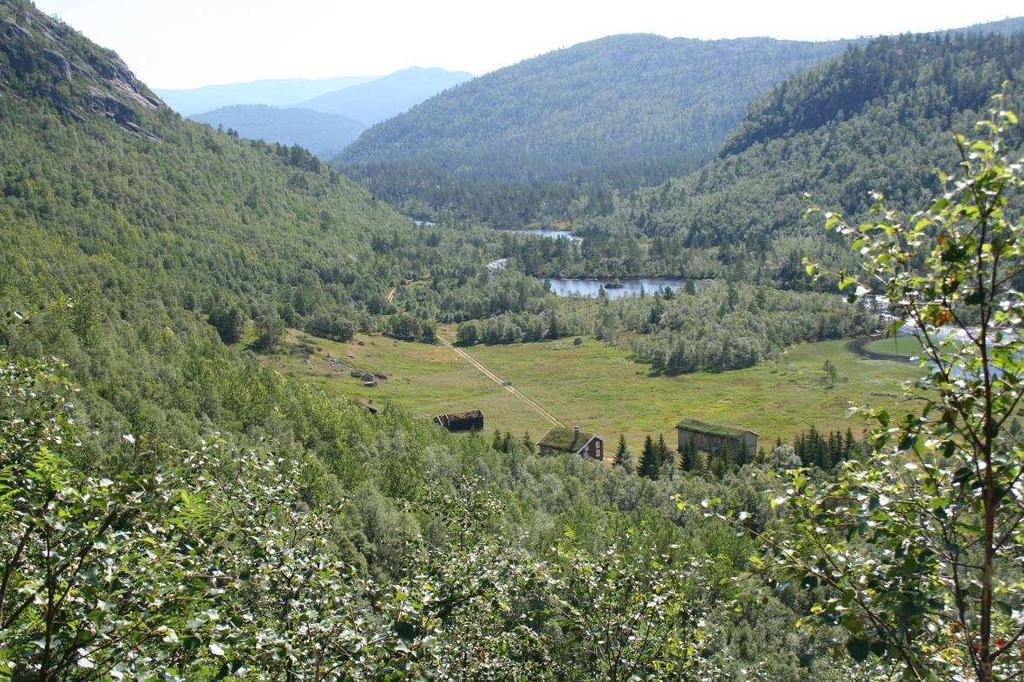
[500,229,583,243]
[546,278,700,299]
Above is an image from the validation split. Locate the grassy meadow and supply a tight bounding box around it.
[861,335,926,360]
[266,330,923,451]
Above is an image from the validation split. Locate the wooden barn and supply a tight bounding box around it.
[434,410,484,433]
[676,418,757,457]
[538,426,604,460]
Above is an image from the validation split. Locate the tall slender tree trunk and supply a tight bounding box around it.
[977,218,995,682]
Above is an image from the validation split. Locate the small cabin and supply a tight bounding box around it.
[434,410,484,433]
[538,426,604,460]
[676,418,757,457]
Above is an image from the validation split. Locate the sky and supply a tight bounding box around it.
[32,0,1018,89]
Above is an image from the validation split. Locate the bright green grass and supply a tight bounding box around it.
[268,331,922,451]
[862,336,925,360]
[470,338,921,449]
[268,330,547,433]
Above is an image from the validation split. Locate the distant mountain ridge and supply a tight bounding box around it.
[943,14,1024,36]
[155,75,376,116]
[178,67,473,160]
[333,33,851,224]
[333,15,1024,225]
[190,104,366,159]
[300,67,474,126]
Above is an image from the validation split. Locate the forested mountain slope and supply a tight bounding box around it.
[300,66,474,125]
[721,28,1024,157]
[335,34,850,223]
[190,104,366,158]
[0,0,430,438]
[604,30,1024,287]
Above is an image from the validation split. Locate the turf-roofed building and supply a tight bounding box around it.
[538,426,604,460]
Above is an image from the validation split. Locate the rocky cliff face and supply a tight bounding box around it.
[0,0,166,135]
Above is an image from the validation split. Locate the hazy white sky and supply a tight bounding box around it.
[32,0,1018,89]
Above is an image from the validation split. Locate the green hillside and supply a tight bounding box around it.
[0,73,414,341]
[190,104,366,159]
[0,0,428,440]
[721,30,1024,157]
[335,34,850,224]
[599,29,1024,287]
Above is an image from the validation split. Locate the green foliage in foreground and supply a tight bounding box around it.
[1,354,863,680]
[6,3,1015,678]
[750,101,1024,680]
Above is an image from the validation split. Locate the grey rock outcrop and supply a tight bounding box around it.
[0,9,167,138]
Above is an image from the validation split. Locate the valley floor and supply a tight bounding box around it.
[267,330,921,451]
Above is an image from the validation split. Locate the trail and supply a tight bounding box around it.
[439,339,565,429]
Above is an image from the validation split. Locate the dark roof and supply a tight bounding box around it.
[538,427,598,452]
[676,417,757,438]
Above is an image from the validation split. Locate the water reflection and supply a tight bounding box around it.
[546,278,705,299]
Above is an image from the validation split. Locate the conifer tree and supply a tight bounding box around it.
[717,441,735,477]
[522,432,536,455]
[679,441,700,472]
[208,303,245,344]
[656,434,672,470]
[613,435,631,471]
[639,435,658,480]
[737,440,750,467]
